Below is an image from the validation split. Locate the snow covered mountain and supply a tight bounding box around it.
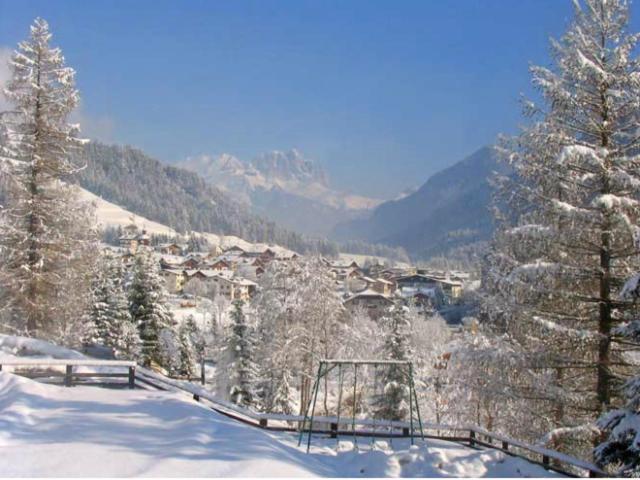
[73,142,340,256]
[177,149,381,237]
[333,147,511,260]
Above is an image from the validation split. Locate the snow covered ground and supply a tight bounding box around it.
[0,372,561,477]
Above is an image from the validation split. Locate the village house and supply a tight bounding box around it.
[331,266,363,283]
[179,257,201,269]
[160,269,187,294]
[343,289,394,319]
[208,275,256,301]
[371,277,395,296]
[395,274,463,301]
[119,228,151,254]
[182,269,257,301]
[207,259,232,271]
[157,243,184,256]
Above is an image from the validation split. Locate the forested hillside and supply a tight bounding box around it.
[73,142,338,255]
[71,142,408,261]
[333,147,510,259]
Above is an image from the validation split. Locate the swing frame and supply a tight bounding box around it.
[297,359,425,453]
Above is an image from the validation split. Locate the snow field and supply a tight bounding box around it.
[0,372,562,477]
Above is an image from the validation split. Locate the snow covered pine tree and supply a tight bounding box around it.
[253,260,298,414]
[373,305,413,421]
[176,320,198,378]
[484,0,640,457]
[128,248,176,369]
[0,18,96,340]
[85,251,140,359]
[224,300,260,409]
[595,275,640,476]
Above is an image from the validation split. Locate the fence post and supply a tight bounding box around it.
[402,427,410,437]
[469,429,476,447]
[65,365,73,387]
[542,455,550,467]
[259,418,268,428]
[200,357,205,385]
[193,393,200,402]
[502,440,509,451]
[128,366,135,389]
[330,422,338,438]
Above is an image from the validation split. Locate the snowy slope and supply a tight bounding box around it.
[79,187,297,257]
[0,372,561,477]
[79,188,179,236]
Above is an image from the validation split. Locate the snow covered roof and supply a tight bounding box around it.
[398,286,438,298]
[344,289,394,303]
[360,276,377,283]
[160,269,185,276]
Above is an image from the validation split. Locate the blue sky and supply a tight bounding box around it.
[0,0,627,198]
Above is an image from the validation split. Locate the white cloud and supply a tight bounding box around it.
[70,107,116,143]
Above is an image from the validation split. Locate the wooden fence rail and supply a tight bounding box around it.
[1,360,605,478]
[0,359,136,389]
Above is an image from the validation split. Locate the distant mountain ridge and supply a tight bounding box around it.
[73,142,340,256]
[333,147,509,259]
[252,149,329,187]
[177,149,381,237]
[71,141,410,263]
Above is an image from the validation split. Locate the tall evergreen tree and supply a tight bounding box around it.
[0,18,96,338]
[85,251,139,358]
[176,319,198,377]
[223,300,260,409]
[128,248,175,367]
[484,0,640,455]
[253,260,297,413]
[373,305,412,421]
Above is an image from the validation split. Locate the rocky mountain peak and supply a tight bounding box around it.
[251,149,329,187]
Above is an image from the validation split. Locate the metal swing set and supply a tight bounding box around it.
[298,359,425,452]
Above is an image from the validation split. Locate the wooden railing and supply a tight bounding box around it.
[133,367,605,477]
[0,359,136,388]
[1,360,605,478]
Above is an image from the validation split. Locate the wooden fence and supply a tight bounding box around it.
[0,359,136,388]
[1,360,605,478]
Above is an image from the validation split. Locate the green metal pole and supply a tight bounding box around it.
[409,362,425,441]
[351,363,359,450]
[306,361,324,453]
[409,363,415,446]
[335,364,344,445]
[371,364,377,447]
[298,361,323,447]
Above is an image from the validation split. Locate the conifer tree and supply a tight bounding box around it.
[0,18,96,338]
[176,320,198,377]
[224,300,260,408]
[373,305,412,421]
[483,0,640,455]
[595,277,640,476]
[85,251,139,358]
[253,260,297,413]
[128,248,175,367]
[595,319,640,476]
[183,314,205,358]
